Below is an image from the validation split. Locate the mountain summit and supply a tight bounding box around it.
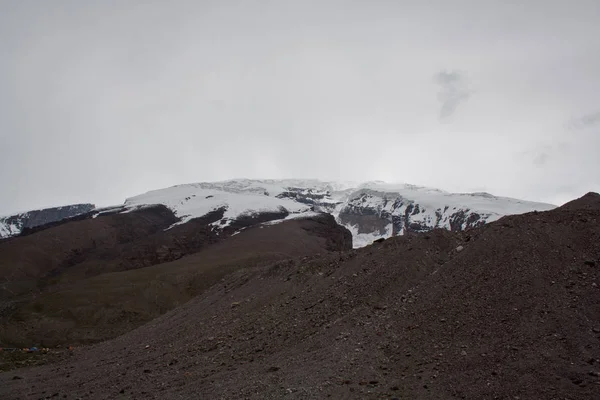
[1,179,555,247]
[117,179,556,247]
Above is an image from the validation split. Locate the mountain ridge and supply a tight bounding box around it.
[122,179,557,247]
[0,204,94,238]
[0,180,556,248]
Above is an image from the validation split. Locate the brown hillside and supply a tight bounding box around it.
[0,210,351,347]
[1,193,599,399]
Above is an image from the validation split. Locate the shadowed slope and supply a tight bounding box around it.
[0,210,350,347]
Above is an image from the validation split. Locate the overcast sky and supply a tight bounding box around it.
[1,0,599,214]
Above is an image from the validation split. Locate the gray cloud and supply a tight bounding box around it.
[434,70,472,119]
[566,110,600,130]
[517,144,555,168]
[1,1,600,214]
[533,152,550,167]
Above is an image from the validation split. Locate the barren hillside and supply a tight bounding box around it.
[1,193,598,399]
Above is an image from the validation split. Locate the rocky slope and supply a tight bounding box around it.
[1,192,597,399]
[0,203,95,238]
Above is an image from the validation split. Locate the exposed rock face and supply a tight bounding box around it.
[0,204,95,238]
[343,212,390,235]
[275,188,329,206]
[336,189,494,246]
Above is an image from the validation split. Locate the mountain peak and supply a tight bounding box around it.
[121,179,556,248]
[0,179,558,246]
[558,191,600,211]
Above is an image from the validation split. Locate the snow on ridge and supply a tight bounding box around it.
[129,178,554,216]
[197,178,359,198]
[124,179,359,218]
[124,185,311,227]
[346,185,555,215]
[261,210,326,226]
[2,179,557,242]
[1,179,558,241]
[338,184,555,241]
[123,179,556,236]
[0,222,20,238]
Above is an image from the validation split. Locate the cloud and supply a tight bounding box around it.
[516,141,565,168]
[434,70,472,119]
[1,2,600,213]
[533,151,550,166]
[566,110,600,130]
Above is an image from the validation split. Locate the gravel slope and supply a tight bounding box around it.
[1,193,599,400]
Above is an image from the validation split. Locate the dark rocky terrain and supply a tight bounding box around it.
[0,192,598,399]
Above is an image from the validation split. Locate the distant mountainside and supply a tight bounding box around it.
[0,180,555,247]
[121,179,556,247]
[0,204,94,238]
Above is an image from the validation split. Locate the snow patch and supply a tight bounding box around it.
[261,211,325,226]
[125,186,311,229]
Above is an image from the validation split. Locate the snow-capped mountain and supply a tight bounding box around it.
[122,179,556,247]
[0,180,556,246]
[0,204,95,239]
